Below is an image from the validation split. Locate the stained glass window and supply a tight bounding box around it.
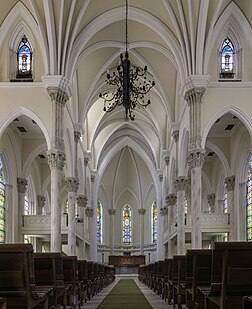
[17,35,32,78]
[220,37,235,78]
[152,202,157,243]
[24,193,30,215]
[122,205,132,244]
[246,156,252,241]
[97,201,102,244]
[223,192,228,213]
[0,162,6,244]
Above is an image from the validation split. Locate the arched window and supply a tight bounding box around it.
[97,201,102,244]
[0,160,6,244]
[24,192,30,215]
[219,37,235,79]
[246,156,252,241]
[152,202,157,243]
[16,35,32,79]
[223,191,228,213]
[122,205,132,244]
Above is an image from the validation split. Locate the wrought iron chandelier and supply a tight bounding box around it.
[99,0,155,121]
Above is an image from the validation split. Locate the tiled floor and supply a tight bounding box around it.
[81,274,180,309]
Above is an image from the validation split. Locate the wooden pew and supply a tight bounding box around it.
[184,249,212,309]
[62,256,81,308]
[78,260,88,305]
[171,255,186,309]
[0,298,6,309]
[0,243,52,309]
[200,242,252,309]
[243,296,252,309]
[163,258,173,303]
[34,252,68,308]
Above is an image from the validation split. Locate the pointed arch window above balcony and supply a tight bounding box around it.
[219,37,235,79]
[16,35,33,80]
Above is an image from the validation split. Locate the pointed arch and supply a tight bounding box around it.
[204,2,252,74]
[0,2,48,74]
[0,107,51,150]
[202,105,252,148]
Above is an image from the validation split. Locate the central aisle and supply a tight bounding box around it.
[97,279,152,309]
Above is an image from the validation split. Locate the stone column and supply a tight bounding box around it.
[187,149,205,249]
[17,177,28,242]
[174,176,188,255]
[74,131,81,178]
[184,84,206,150]
[47,151,65,252]
[207,193,215,213]
[46,84,69,252]
[89,173,97,260]
[225,176,236,240]
[138,208,146,255]
[156,174,163,260]
[166,193,177,258]
[77,195,88,259]
[37,195,46,215]
[160,206,168,233]
[108,209,116,254]
[65,177,79,255]
[85,207,94,259]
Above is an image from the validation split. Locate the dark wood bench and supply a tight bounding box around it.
[0,298,6,309]
[170,255,186,309]
[34,252,69,308]
[78,260,88,304]
[0,243,52,309]
[184,249,212,309]
[199,242,252,309]
[62,256,81,308]
[163,258,173,303]
[243,296,252,309]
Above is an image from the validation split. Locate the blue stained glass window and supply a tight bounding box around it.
[122,205,132,244]
[220,37,235,78]
[97,201,102,244]
[152,202,157,243]
[0,163,6,244]
[246,156,252,241]
[17,35,32,78]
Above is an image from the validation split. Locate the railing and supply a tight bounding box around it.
[164,213,230,241]
[22,214,89,242]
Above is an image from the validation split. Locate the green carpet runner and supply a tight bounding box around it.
[97,279,153,308]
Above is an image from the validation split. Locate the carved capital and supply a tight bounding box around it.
[187,148,205,169]
[172,130,179,143]
[174,176,188,191]
[74,131,81,143]
[108,209,116,215]
[225,176,235,191]
[160,206,168,216]
[17,178,28,193]
[184,87,205,106]
[76,195,88,208]
[85,207,94,217]
[166,193,177,206]
[47,150,66,170]
[65,177,79,193]
[207,193,215,206]
[37,195,46,207]
[47,86,69,106]
[91,174,95,183]
[138,208,146,215]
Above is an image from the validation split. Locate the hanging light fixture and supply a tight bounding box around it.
[99,0,155,121]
